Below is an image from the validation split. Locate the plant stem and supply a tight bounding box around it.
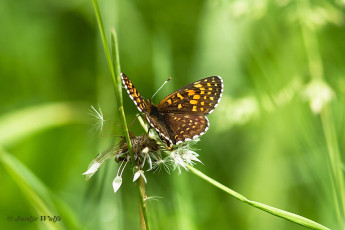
[187,165,331,230]
[138,177,150,230]
[92,0,135,164]
[92,1,150,229]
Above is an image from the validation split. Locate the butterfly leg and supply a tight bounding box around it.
[127,114,141,128]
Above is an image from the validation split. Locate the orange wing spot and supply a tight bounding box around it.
[207,83,211,86]
[208,88,213,91]
[177,93,184,99]
[215,83,218,86]
[177,117,181,121]
[204,96,207,99]
[209,103,212,106]
[186,127,190,131]
[180,131,184,134]
[200,107,204,111]
[192,126,196,128]
[175,135,178,139]
[194,122,198,125]
[214,93,217,95]
[210,97,214,101]
[207,91,211,95]
[200,91,205,95]
[192,106,197,112]
[188,90,195,96]
[137,98,141,102]
[201,101,205,105]
[190,100,198,104]
[194,84,202,88]
[193,95,200,99]
[200,87,206,91]
[178,104,182,109]
[167,99,172,104]
[190,120,193,122]
[204,79,208,82]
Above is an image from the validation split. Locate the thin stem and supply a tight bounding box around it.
[138,177,150,230]
[92,1,150,229]
[109,29,136,164]
[92,0,135,164]
[320,107,345,223]
[187,165,331,230]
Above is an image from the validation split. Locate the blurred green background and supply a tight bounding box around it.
[1,0,344,229]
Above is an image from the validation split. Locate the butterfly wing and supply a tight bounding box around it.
[121,73,148,113]
[157,76,223,115]
[164,113,209,145]
[122,74,223,146]
[146,112,209,146]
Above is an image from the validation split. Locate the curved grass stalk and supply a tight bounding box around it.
[187,165,331,230]
[91,1,150,229]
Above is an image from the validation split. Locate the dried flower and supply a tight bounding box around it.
[83,131,203,192]
[83,133,162,192]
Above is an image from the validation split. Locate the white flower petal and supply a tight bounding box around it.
[82,162,101,175]
[133,171,141,182]
[112,176,123,193]
[147,156,153,170]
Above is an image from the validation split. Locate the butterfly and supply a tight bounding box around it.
[121,73,223,146]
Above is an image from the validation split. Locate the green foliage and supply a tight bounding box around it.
[1,0,344,229]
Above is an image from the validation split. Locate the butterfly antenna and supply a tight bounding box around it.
[151,77,172,100]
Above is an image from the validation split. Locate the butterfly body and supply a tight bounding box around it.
[121,73,223,146]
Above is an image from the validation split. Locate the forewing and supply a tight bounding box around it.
[121,73,147,113]
[164,113,209,145]
[157,76,223,115]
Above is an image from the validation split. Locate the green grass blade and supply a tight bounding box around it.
[0,148,63,230]
[0,102,87,147]
[187,165,331,230]
[0,148,81,229]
